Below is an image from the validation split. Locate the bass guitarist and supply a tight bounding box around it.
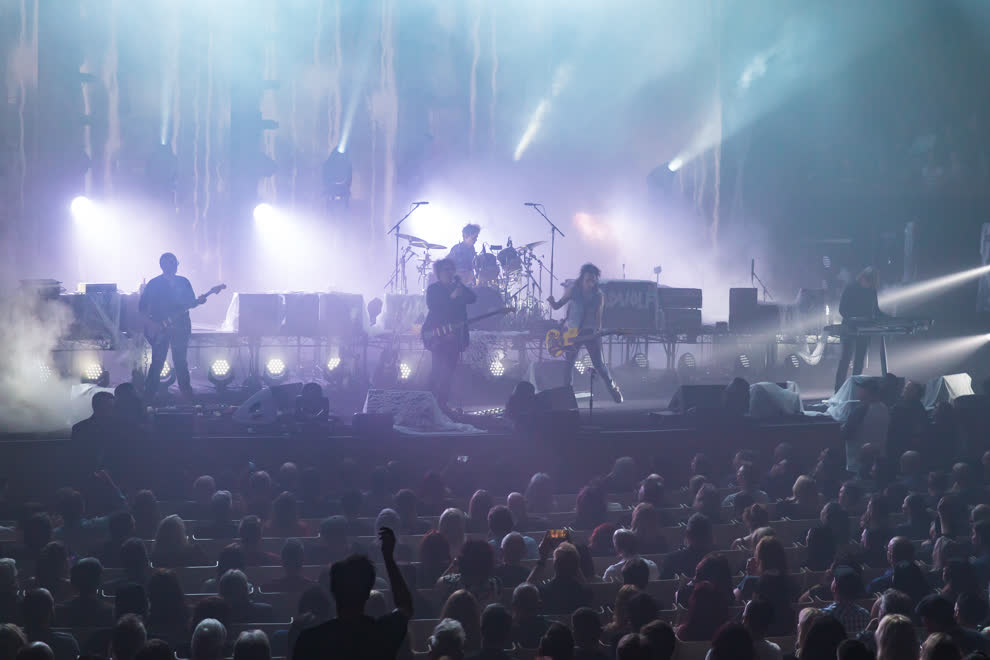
[139,252,209,401]
[547,263,623,403]
[423,258,476,411]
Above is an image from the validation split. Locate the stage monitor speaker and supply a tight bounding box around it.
[352,412,395,437]
[658,287,702,309]
[535,386,578,412]
[232,382,304,425]
[319,293,365,338]
[600,280,659,332]
[668,384,726,413]
[528,360,571,393]
[238,294,282,336]
[283,293,320,336]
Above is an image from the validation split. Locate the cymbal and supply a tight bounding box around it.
[521,240,546,250]
[396,233,428,247]
[423,242,447,250]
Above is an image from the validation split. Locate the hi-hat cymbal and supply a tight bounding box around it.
[423,242,447,250]
[396,233,428,247]
[521,240,546,250]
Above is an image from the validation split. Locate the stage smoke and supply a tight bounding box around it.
[0,290,75,432]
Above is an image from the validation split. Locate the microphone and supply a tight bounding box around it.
[524,202,539,207]
[413,201,430,206]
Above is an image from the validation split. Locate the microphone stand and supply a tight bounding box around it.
[386,203,426,294]
[526,203,564,300]
[751,260,774,302]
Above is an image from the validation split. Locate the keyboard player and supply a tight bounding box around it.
[834,267,888,392]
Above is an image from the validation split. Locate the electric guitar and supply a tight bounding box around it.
[544,326,633,358]
[421,307,514,350]
[144,283,226,342]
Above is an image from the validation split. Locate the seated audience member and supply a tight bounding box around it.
[860,493,892,535]
[917,594,988,655]
[630,502,668,554]
[737,537,799,636]
[220,570,274,623]
[132,490,162,540]
[0,624,27,660]
[691,453,713,481]
[418,530,453,587]
[951,462,982,508]
[495,533,531,590]
[786,607,823,660]
[151,515,207,568]
[306,516,355,566]
[528,541,592,614]
[603,585,639,647]
[112,381,146,427]
[895,493,932,540]
[897,450,926,493]
[941,559,979,602]
[972,519,990,587]
[147,570,190,646]
[641,620,676,660]
[7,513,53,563]
[732,504,771,551]
[16,643,54,660]
[842,380,889,474]
[190,619,226,660]
[71,390,115,452]
[440,590,482,654]
[421,472,452,516]
[296,467,329,519]
[292,528,413,660]
[114,582,149,621]
[28,543,72,603]
[510,583,548,649]
[55,557,113,627]
[507,492,549,534]
[920,634,961,660]
[867,537,918,594]
[467,490,495,534]
[638,474,665,509]
[723,463,769,508]
[20,590,79,660]
[620,557,650,591]
[487,505,537,559]
[572,484,608,531]
[615,633,652,660]
[467,603,513,660]
[838,482,863,514]
[812,448,844,502]
[261,539,316,594]
[676,581,730,642]
[822,567,870,638]
[743,598,783,660]
[244,471,273,521]
[536,623,573,660]
[393,489,432,534]
[588,523,620,557]
[604,457,639,494]
[661,513,712,579]
[436,539,502,607]
[955,592,990,651]
[238,516,280,566]
[573,606,609,660]
[194,491,238,540]
[101,510,136,567]
[180,476,217,522]
[694,484,723,522]
[801,615,848,660]
[778,476,822,521]
[264,492,310,538]
[804,525,837,571]
[688,475,709,500]
[836,639,872,660]
[105,537,150,594]
[860,527,892,568]
[439,508,468,558]
[112,614,147,660]
[707,623,755,660]
[191,596,231,634]
[0,560,21,625]
[339,490,372,537]
[821,501,852,545]
[429,618,466,660]
[603,529,658,582]
[232,630,270,660]
[677,552,734,608]
[200,543,246,594]
[505,381,538,431]
[625,591,658,635]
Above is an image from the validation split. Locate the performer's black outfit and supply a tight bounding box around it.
[834,281,882,392]
[139,275,197,399]
[424,279,476,408]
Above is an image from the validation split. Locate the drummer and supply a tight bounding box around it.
[446,223,481,286]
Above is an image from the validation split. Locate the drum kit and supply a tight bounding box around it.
[391,232,555,329]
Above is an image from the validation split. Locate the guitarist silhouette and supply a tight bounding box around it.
[547,263,623,403]
[422,258,476,412]
[139,252,220,401]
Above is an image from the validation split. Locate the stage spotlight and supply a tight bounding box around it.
[70,196,97,224]
[208,358,234,390]
[667,158,683,172]
[399,362,412,380]
[574,359,587,375]
[158,361,176,387]
[678,352,697,370]
[581,354,594,372]
[326,356,341,372]
[253,203,277,228]
[322,355,343,381]
[735,354,751,371]
[632,353,649,369]
[322,149,352,206]
[81,362,109,387]
[263,357,288,384]
[38,362,53,383]
[490,359,505,377]
[785,353,801,370]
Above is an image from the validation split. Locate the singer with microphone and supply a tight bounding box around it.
[446,223,481,286]
[422,258,477,413]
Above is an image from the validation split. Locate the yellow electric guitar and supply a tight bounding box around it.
[544,327,633,358]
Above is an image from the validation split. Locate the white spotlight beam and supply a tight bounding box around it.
[878,264,990,307]
[885,333,990,375]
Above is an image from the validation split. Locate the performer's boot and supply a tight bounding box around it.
[606,378,624,404]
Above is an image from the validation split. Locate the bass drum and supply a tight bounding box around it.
[474,251,500,285]
[467,286,506,331]
[497,246,521,274]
